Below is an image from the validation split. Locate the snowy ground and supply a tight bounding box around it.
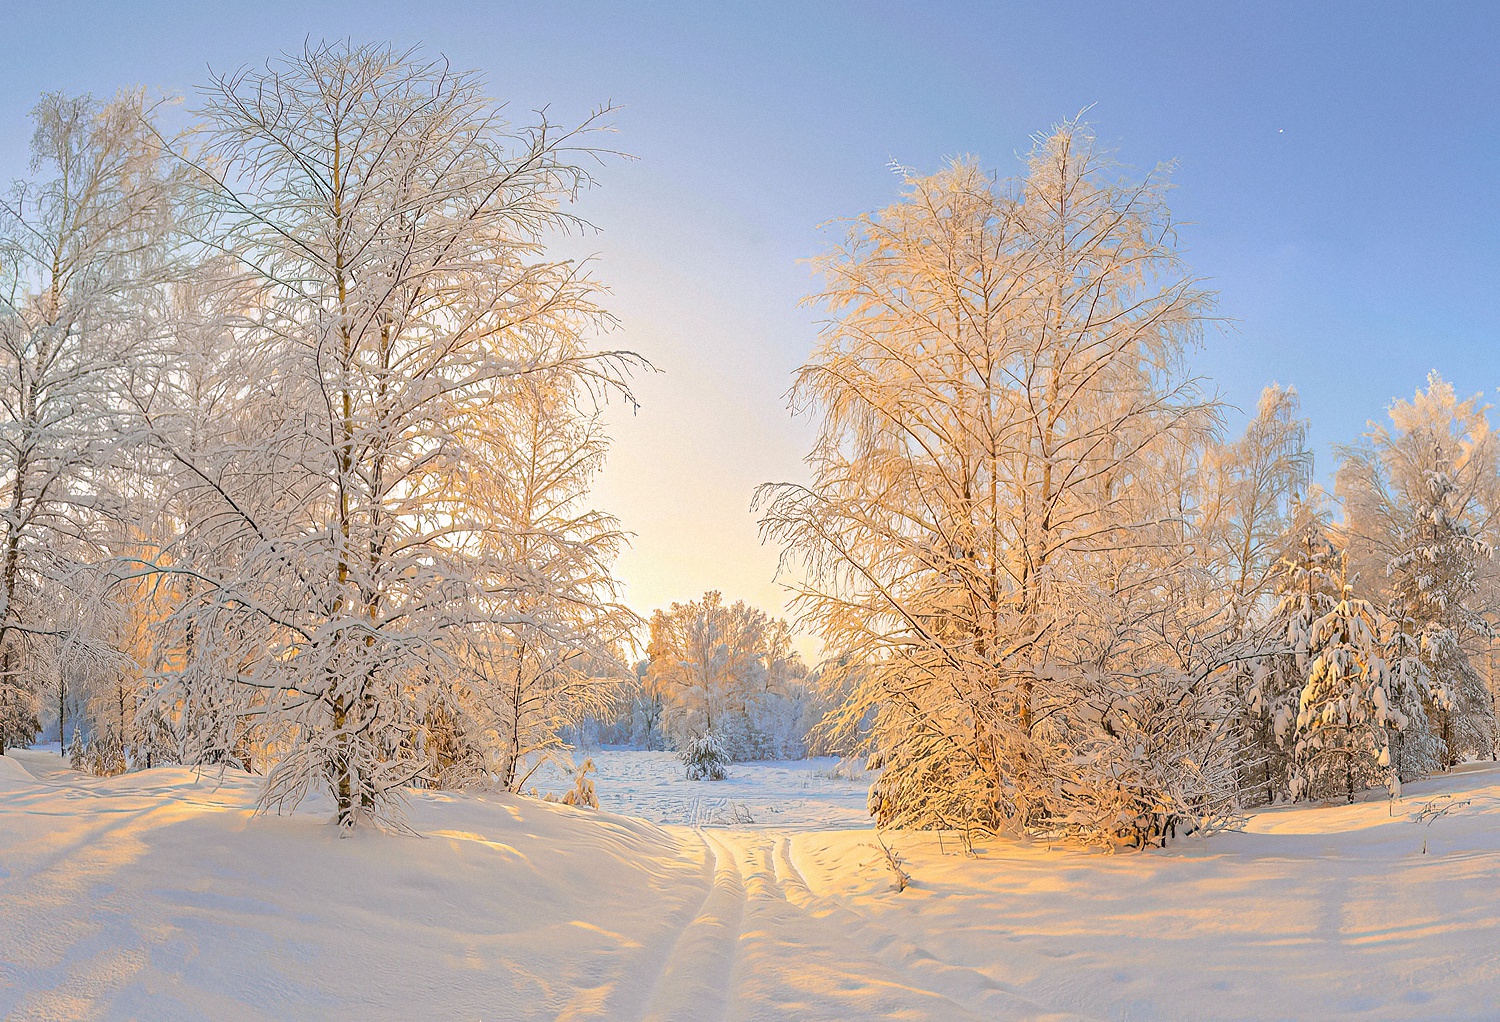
[3,750,1500,1020]
[528,750,875,829]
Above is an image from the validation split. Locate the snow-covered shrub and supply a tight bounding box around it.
[1053,669,1241,848]
[78,730,128,778]
[416,703,487,791]
[560,758,598,808]
[681,730,729,781]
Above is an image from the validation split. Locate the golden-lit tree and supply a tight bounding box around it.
[759,121,1240,844]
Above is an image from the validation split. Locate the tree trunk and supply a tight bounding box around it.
[333,697,353,828]
[1,648,11,756]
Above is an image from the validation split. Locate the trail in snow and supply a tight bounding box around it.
[0,752,1087,1021]
[634,828,1084,1022]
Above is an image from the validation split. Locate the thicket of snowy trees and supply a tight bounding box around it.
[758,123,1500,846]
[0,43,643,828]
[2,45,1495,844]
[642,590,817,761]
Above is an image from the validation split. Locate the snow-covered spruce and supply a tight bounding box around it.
[680,729,729,781]
[1288,562,1403,802]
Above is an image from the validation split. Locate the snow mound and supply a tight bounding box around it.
[0,753,37,792]
[0,750,707,1021]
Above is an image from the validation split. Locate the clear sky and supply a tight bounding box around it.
[4,2,1498,652]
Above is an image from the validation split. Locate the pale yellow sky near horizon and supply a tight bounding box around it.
[565,179,826,664]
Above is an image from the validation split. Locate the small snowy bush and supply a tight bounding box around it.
[76,730,128,778]
[561,758,599,808]
[681,730,729,781]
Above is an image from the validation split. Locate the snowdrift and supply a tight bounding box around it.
[0,752,37,792]
[0,751,706,1021]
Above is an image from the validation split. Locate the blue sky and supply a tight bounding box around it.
[4,1,1497,635]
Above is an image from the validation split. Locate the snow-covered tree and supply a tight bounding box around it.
[645,592,808,760]
[112,262,282,771]
[1338,373,1498,764]
[1231,500,1438,805]
[1236,508,1341,803]
[757,121,1240,845]
[680,730,728,781]
[139,42,637,827]
[1387,468,1493,763]
[1288,554,1409,803]
[1200,384,1313,611]
[0,90,178,753]
[1379,616,1442,788]
[453,362,637,791]
[1196,387,1318,805]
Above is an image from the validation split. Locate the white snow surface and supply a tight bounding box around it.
[528,751,875,828]
[3,749,1500,1020]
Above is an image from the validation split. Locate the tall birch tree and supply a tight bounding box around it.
[149,42,636,827]
[758,121,1237,845]
[0,90,177,752]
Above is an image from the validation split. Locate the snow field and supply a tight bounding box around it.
[527,751,874,829]
[4,749,1500,1019]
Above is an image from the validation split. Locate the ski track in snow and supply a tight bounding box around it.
[5,750,1500,1020]
[631,829,1085,1022]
